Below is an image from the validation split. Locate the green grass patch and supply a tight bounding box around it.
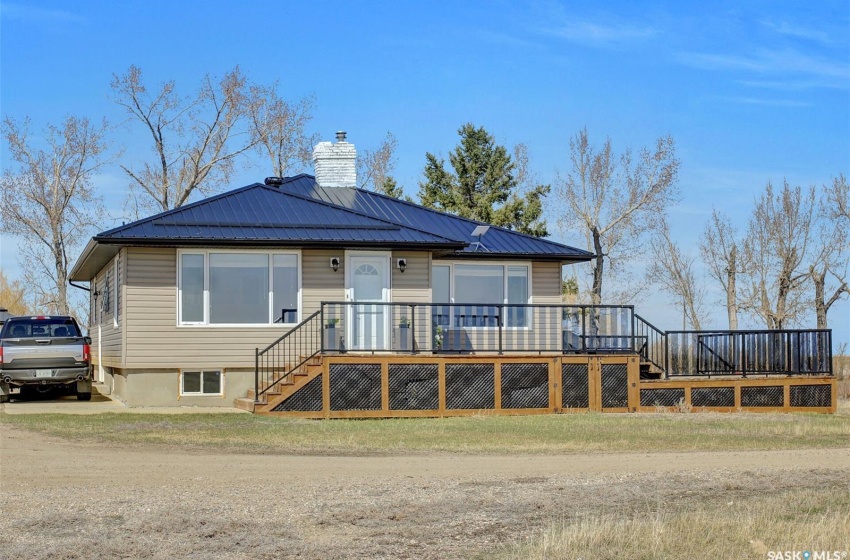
[2,411,850,454]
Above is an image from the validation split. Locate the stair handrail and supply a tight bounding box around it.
[259,310,321,354]
[255,310,322,402]
[633,314,667,373]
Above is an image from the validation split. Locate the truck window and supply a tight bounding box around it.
[1,318,81,338]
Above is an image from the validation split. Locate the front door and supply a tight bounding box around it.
[347,254,390,350]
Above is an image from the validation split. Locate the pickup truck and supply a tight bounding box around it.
[0,316,92,402]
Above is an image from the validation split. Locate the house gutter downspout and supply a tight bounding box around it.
[69,280,91,293]
[69,279,103,385]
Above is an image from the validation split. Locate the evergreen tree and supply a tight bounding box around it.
[377,177,407,200]
[418,124,549,236]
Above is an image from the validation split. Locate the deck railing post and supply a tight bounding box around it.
[581,306,587,352]
[787,331,793,375]
[320,304,325,353]
[740,333,747,378]
[498,304,503,355]
[254,347,260,403]
[827,330,833,376]
[410,304,417,354]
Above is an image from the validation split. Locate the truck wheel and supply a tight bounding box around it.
[77,391,92,401]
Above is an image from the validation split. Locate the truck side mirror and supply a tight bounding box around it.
[84,336,92,345]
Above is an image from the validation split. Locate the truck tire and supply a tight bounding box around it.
[77,391,92,401]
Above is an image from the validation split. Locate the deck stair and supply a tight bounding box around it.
[235,356,322,413]
[639,361,664,380]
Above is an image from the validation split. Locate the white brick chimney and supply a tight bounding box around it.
[312,131,357,187]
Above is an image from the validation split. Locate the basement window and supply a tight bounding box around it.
[181,370,223,396]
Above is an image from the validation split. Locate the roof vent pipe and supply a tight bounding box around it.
[264,177,284,187]
[336,131,347,142]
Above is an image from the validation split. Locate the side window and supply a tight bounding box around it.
[102,268,111,314]
[115,254,122,325]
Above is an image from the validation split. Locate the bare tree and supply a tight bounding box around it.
[357,132,403,197]
[111,65,254,213]
[826,173,849,224]
[555,128,680,304]
[699,209,747,329]
[809,179,849,328]
[248,85,317,177]
[0,116,109,315]
[649,219,706,329]
[740,181,816,329]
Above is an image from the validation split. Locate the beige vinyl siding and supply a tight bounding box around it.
[532,261,562,303]
[90,254,124,367]
[124,247,347,369]
[528,261,563,351]
[301,249,345,317]
[391,251,431,350]
[88,272,100,353]
[391,251,430,302]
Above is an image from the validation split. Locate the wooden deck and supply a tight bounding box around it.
[238,353,837,417]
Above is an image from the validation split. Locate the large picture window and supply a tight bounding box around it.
[178,251,300,325]
[433,263,530,327]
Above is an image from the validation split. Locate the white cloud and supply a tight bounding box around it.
[715,96,811,108]
[678,48,849,89]
[542,19,657,46]
[760,20,833,45]
[0,2,85,24]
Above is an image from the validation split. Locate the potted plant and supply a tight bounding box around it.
[433,325,444,351]
[394,317,412,351]
[324,318,340,351]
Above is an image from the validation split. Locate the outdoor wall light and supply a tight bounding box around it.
[397,258,407,273]
[330,257,340,272]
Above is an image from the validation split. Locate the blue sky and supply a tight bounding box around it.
[1,1,848,343]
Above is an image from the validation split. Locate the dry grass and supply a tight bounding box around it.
[492,487,850,560]
[835,355,850,401]
[2,410,850,455]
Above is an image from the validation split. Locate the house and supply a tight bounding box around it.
[69,133,595,407]
[69,133,836,414]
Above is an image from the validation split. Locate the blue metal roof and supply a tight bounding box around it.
[94,183,464,247]
[72,175,592,281]
[281,174,594,261]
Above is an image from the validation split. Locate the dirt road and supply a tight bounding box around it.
[2,426,848,559]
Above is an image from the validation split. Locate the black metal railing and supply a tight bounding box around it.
[254,310,322,402]
[253,302,833,387]
[634,314,666,372]
[318,302,635,354]
[665,329,832,377]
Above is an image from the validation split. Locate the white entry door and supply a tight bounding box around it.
[347,254,390,350]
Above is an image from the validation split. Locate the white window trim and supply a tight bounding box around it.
[431,260,532,330]
[113,254,121,328]
[180,369,224,396]
[176,249,302,327]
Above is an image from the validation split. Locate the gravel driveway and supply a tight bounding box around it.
[1,426,848,559]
